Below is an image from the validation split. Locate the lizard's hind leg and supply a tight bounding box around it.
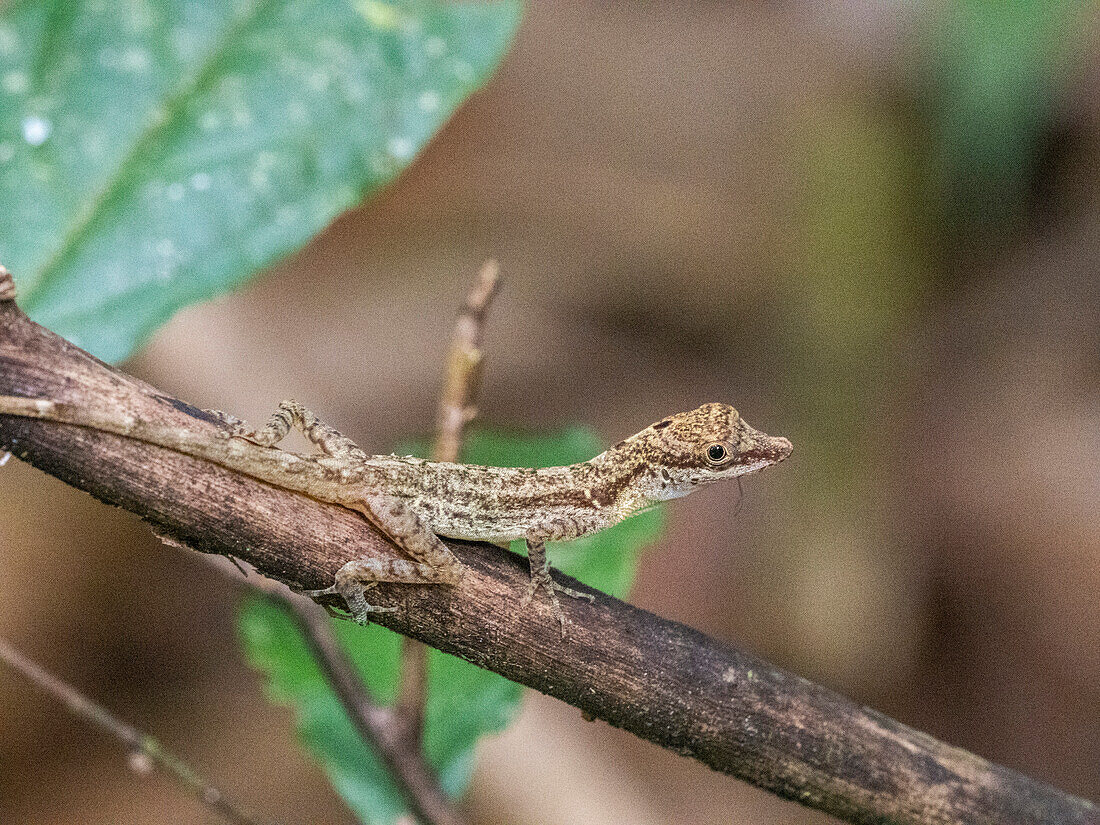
[235,400,367,460]
[304,558,451,621]
[307,491,467,625]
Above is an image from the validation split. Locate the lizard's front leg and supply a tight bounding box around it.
[306,491,467,624]
[522,538,595,636]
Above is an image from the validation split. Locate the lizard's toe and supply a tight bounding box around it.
[522,573,582,637]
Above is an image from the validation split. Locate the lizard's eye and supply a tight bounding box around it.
[705,443,728,465]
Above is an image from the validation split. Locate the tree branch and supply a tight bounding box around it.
[0,636,275,825]
[0,271,1096,825]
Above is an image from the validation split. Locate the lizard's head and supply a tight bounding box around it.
[628,403,792,501]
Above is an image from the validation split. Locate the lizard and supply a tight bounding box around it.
[0,395,792,632]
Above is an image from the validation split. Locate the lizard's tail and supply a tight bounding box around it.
[0,395,351,504]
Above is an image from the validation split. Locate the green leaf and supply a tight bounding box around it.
[0,0,522,361]
[239,426,664,824]
[925,0,1088,227]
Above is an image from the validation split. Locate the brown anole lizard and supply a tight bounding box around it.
[0,396,792,632]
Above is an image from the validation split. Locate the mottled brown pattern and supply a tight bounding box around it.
[0,266,15,302]
[0,396,793,541]
[0,395,791,624]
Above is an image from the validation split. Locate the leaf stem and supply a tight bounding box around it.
[217,570,468,825]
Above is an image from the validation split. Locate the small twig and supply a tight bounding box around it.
[432,259,501,464]
[203,559,467,825]
[280,596,467,825]
[0,636,274,825]
[0,265,15,301]
[398,261,501,743]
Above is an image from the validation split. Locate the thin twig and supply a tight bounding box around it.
[398,260,501,743]
[432,259,501,463]
[203,560,467,825]
[0,636,274,825]
[0,265,15,301]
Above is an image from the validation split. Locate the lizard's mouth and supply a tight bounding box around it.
[733,458,774,476]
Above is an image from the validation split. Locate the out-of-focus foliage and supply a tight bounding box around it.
[763,0,1099,685]
[239,427,665,824]
[769,98,930,684]
[0,0,522,361]
[925,0,1089,229]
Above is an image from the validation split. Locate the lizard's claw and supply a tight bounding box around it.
[303,582,398,624]
[521,574,595,638]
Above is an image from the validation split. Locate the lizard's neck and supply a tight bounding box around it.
[582,444,661,509]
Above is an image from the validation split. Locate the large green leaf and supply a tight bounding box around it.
[926,0,1088,228]
[0,0,522,361]
[239,427,664,824]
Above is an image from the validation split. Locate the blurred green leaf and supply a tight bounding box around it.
[0,0,522,361]
[926,0,1089,227]
[239,426,664,823]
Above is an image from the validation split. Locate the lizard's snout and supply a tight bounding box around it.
[740,431,793,466]
[769,436,793,462]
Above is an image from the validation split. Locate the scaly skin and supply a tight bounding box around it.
[0,396,792,631]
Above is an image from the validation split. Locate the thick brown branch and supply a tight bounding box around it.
[0,281,1096,825]
[0,636,274,825]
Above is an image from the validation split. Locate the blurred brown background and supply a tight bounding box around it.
[3,1,1100,822]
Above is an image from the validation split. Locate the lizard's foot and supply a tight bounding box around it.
[222,400,368,460]
[521,572,595,638]
[303,579,398,625]
[202,407,292,446]
[303,555,461,625]
[202,408,249,436]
